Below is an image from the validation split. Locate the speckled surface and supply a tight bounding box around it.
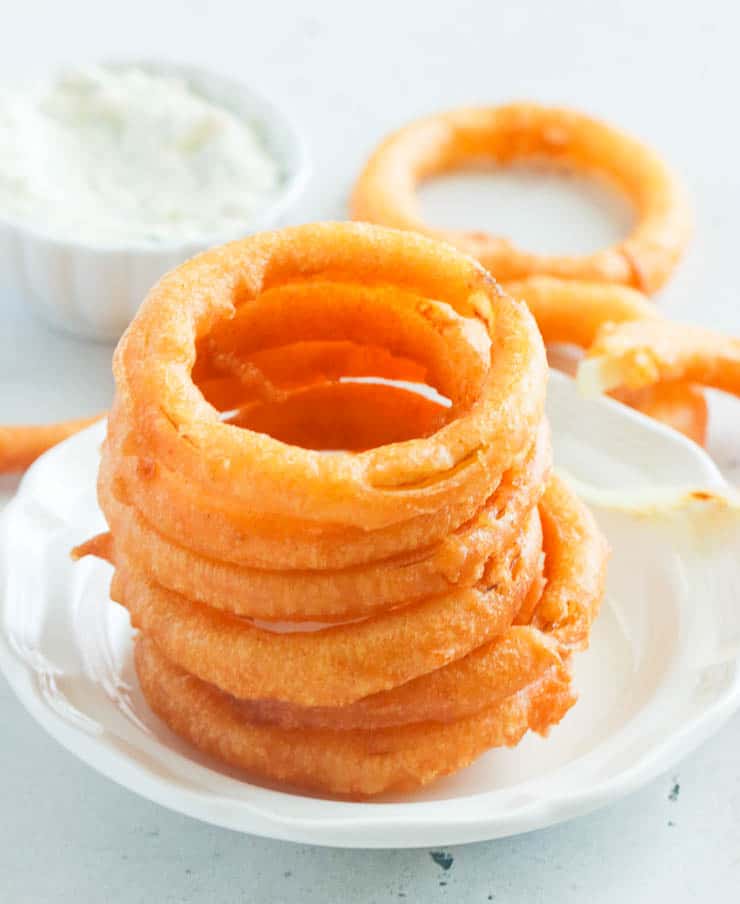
[1,1,739,900]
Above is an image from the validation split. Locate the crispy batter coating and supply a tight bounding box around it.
[112,224,547,529]
[581,319,740,396]
[507,276,708,445]
[112,508,543,707]
[352,104,690,293]
[135,635,576,798]
[101,423,550,621]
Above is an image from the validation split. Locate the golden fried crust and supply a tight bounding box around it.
[135,634,576,798]
[112,223,547,530]
[583,319,740,397]
[112,508,543,708]
[352,104,690,293]
[101,423,551,621]
[504,276,708,446]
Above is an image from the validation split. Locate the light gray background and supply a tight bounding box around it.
[1,2,739,901]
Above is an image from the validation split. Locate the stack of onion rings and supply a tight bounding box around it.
[73,222,607,797]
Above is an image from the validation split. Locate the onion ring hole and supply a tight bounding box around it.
[191,288,465,451]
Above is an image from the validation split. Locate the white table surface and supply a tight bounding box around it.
[1,2,739,901]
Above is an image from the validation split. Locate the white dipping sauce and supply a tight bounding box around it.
[0,65,281,245]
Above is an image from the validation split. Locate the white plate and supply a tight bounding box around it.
[2,371,739,848]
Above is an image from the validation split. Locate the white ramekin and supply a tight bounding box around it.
[0,61,310,342]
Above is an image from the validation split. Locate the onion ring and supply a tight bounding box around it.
[580,319,740,397]
[0,414,103,474]
[238,627,560,731]
[135,635,575,798]
[112,223,546,530]
[130,476,603,795]
[97,422,550,621]
[111,506,543,707]
[235,476,603,731]
[102,409,543,570]
[506,276,708,445]
[352,104,691,293]
[532,475,608,649]
[503,276,658,347]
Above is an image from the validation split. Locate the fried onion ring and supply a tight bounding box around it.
[506,276,708,445]
[532,475,608,649]
[503,276,658,347]
[102,408,544,570]
[238,628,561,731]
[131,476,602,796]
[235,476,604,731]
[352,104,690,293]
[112,224,546,530]
[0,414,103,474]
[135,635,575,797]
[580,319,740,397]
[112,506,543,707]
[99,422,550,621]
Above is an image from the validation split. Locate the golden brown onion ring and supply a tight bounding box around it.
[580,319,740,397]
[111,508,543,707]
[503,276,658,347]
[508,277,708,445]
[532,476,608,649]
[102,417,527,570]
[98,422,550,621]
[135,634,575,797]
[113,223,546,529]
[352,104,690,293]
[231,477,602,732]
[238,627,562,731]
[102,394,549,572]
[0,414,104,474]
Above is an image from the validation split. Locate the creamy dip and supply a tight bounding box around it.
[0,65,281,245]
